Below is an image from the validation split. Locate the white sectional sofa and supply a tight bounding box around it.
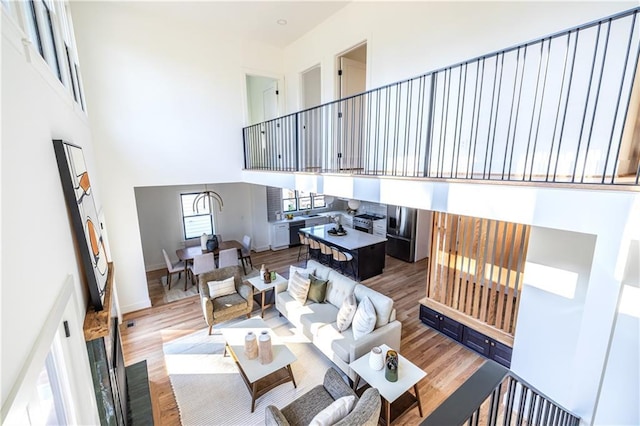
[274,260,402,380]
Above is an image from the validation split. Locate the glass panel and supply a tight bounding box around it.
[27,352,68,425]
[184,215,213,239]
[282,189,296,199]
[312,195,326,208]
[25,0,44,57]
[40,0,62,81]
[182,193,211,216]
[282,199,296,212]
[298,197,312,209]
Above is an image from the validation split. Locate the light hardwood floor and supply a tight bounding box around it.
[121,246,485,425]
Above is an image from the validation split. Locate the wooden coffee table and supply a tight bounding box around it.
[350,344,427,425]
[221,317,297,412]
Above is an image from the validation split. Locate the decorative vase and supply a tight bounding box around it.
[200,233,208,250]
[260,264,266,281]
[385,350,398,382]
[369,346,384,371]
[258,330,273,364]
[244,332,258,360]
[263,268,272,283]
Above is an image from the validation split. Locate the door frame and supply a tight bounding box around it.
[334,40,368,99]
[241,69,285,127]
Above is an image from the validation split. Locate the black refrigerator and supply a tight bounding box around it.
[386,204,417,262]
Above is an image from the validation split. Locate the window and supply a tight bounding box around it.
[181,193,215,239]
[281,189,326,212]
[25,0,44,58]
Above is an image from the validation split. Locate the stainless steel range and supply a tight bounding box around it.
[353,214,384,234]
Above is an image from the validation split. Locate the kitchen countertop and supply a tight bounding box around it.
[301,223,387,250]
[269,210,350,225]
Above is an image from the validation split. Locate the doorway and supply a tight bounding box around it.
[301,64,321,109]
[337,42,367,98]
[245,75,280,125]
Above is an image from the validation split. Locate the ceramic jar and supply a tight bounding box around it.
[258,330,273,364]
[244,331,258,359]
[368,346,384,371]
[260,264,266,281]
[200,233,208,250]
[385,350,398,382]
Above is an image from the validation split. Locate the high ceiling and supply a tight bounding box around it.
[122,1,351,48]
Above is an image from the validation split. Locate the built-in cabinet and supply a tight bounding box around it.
[419,303,512,368]
[373,218,386,237]
[271,223,289,250]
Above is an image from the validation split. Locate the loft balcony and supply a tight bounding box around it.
[243,8,640,188]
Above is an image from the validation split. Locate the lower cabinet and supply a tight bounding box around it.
[419,303,512,368]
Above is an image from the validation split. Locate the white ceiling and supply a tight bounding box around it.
[122,1,351,48]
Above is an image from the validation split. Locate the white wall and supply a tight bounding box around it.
[70,2,284,312]
[1,9,98,421]
[282,1,635,111]
[135,183,269,271]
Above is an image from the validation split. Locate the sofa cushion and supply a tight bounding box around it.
[290,264,315,280]
[207,276,236,298]
[309,395,356,426]
[299,303,340,338]
[288,271,311,305]
[354,284,394,328]
[307,260,332,281]
[351,296,377,340]
[280,385,336,426]
[336,293,357,332]
[325,272,357,308]
[307,274,328,303]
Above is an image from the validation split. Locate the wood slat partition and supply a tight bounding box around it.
[427,213,530,336]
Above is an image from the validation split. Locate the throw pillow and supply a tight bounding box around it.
[207,276,236,298]
[309,395,356,426]
[336,293,357,332]
[307,274,328,303]
[352,296,377,340]
[287,271,311,305]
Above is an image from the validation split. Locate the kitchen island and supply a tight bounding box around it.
[301,223,387,281]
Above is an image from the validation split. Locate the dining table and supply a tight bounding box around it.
[176,240,245,289]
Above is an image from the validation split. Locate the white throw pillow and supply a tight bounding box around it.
[207,276,236,298]
[352,296,377,340]
[336,293,357,332]
[287,271,311,305]
[309,395,356,426]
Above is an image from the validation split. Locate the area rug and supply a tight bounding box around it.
[161,268,261,304]
[162,311,335,425]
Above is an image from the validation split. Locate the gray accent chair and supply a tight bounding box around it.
[198,265,253,335]
[265,367,381,426]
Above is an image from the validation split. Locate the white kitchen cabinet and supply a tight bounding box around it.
[373,219,387,237]
[341,214,354,229]
[271,223,290,250]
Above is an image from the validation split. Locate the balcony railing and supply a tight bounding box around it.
[243,8,640,186]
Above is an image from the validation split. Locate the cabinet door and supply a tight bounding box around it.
[490,340,513,368]
[462,327,491,356]
[419,305,440,329]
[440,315,463,342]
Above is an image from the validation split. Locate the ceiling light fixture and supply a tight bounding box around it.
[193,186,224,213]
[277,19,287,25]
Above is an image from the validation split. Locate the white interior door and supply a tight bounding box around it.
[263,82,278,121]
[338,57,366,170]
[340,57,366,97]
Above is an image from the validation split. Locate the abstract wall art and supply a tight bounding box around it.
[53,139,108,310]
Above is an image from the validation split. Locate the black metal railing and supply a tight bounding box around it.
[243,8,640,185]
[464,373,580,426]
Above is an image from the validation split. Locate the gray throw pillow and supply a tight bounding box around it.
[307,274,328,303]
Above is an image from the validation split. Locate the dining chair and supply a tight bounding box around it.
[240,235,253,274]
[162,249,186,290]
[218,248,239,269]
[188,253,216,291]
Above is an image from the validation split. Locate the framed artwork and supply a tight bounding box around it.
[53,139,108,310]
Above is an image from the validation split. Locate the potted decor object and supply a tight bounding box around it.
[200,233,208,250]
[385,350,398,382]
[244,332,258,360]
[369,346,384,371]
[259,330,273,364]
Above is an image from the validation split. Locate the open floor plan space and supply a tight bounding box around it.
[126,247,485,425]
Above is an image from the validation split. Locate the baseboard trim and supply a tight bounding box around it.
[120,299,151,314]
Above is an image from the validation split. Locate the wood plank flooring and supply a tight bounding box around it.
[121,246,485,425]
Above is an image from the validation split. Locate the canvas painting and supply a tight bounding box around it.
[53,139,108,310]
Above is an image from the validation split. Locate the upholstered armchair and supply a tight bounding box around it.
[265,368,381,426]
[198,265,253,335]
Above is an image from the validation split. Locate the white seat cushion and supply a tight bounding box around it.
[299,303,340,338]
